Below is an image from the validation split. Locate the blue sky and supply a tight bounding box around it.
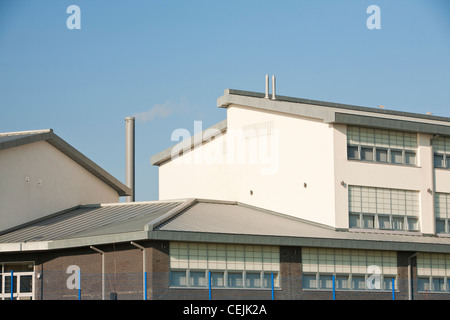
[1,0,449,201]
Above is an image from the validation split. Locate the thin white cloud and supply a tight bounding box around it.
[133,102,174,123]
[133,96,191,123]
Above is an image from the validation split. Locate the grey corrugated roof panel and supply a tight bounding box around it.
[156,201,450,252]
[0,200,185,244]
[0,129,132,196]
[3,198,450,254]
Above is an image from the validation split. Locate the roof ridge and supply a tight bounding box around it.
[0,129,53,137]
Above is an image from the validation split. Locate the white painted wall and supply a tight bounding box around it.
[0,141,119,232]
[159,104,337,226]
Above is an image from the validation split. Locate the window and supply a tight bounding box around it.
[417,253,450,292]
[302,248,397,291]
[0,262,34,300]
[432,136,450,169]
[348,186,419,231]
[347,126,417,166]
[434,193,450,234]
[170,242,280,289]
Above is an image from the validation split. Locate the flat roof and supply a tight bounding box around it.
[219,89,450,124]
[151,88,450,167]
[0,129,132,197]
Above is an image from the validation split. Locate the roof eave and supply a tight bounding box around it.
[218,89,450,135]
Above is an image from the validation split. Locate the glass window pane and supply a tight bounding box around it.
[417,278,430,291]
[363,215,375,229]
[228,272,243,288]
[383,277,395,290]
[392,216,405,230]
[303,274,317,289]
[405,152,416,165]
[432,278,445,292]
[319,274,333,289]
[352,276,366,290]
[4,264,33,272]
[246,272,261,288]
[189,271,206,287]
[4,276,17,293]
[361,147,374,161]
[376,149,388,162]
[407,218,419,231]
[391,150,403,164]
[263,273,276,288]
[170,271,187,287]
[378,215,391,229]
[211,272,225,287]
[20,275,33,293]
[434,154,445,168]
[436,219,446,234]
[336,275,349,290]
[349,214,360,228]
[347,146,359,159]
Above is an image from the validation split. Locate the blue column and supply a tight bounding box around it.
[78,269,81,300]
[271,273,274,300]
[208,271,212,300]
[332,275,336,300]
[392,278,395,300]
[144,272,148,300]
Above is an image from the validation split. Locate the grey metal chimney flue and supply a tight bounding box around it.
[125,116,135,202]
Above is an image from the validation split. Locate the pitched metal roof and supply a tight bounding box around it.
[2,198,450,254]
[0,129,131,196]
[154,200,450,253]
[0,200,184,243]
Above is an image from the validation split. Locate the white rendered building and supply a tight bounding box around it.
[152,88,450,236]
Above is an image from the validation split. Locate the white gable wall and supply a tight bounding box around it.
[0,141,119,232]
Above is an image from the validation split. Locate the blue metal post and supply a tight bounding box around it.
[392,278,395,300]
[78,269,81,300]
[332,275,336,300]
[144,272,147,300]
[11,270,13,300]
[271,273,274,300]
[208,271,212,300]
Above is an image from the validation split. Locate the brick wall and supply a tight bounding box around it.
[1,241,450,300]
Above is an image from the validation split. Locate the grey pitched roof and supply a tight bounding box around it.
[2,198,450,254]
[0,129,132,196]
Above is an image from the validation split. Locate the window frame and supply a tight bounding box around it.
[348,186,420,232]
[432,136,450,169]
[434,193,450,234]
[417,253,450,293]
[346,126,418,167]
[301,248,397,292]
[169,242,280,290]
[0,262,35,300]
